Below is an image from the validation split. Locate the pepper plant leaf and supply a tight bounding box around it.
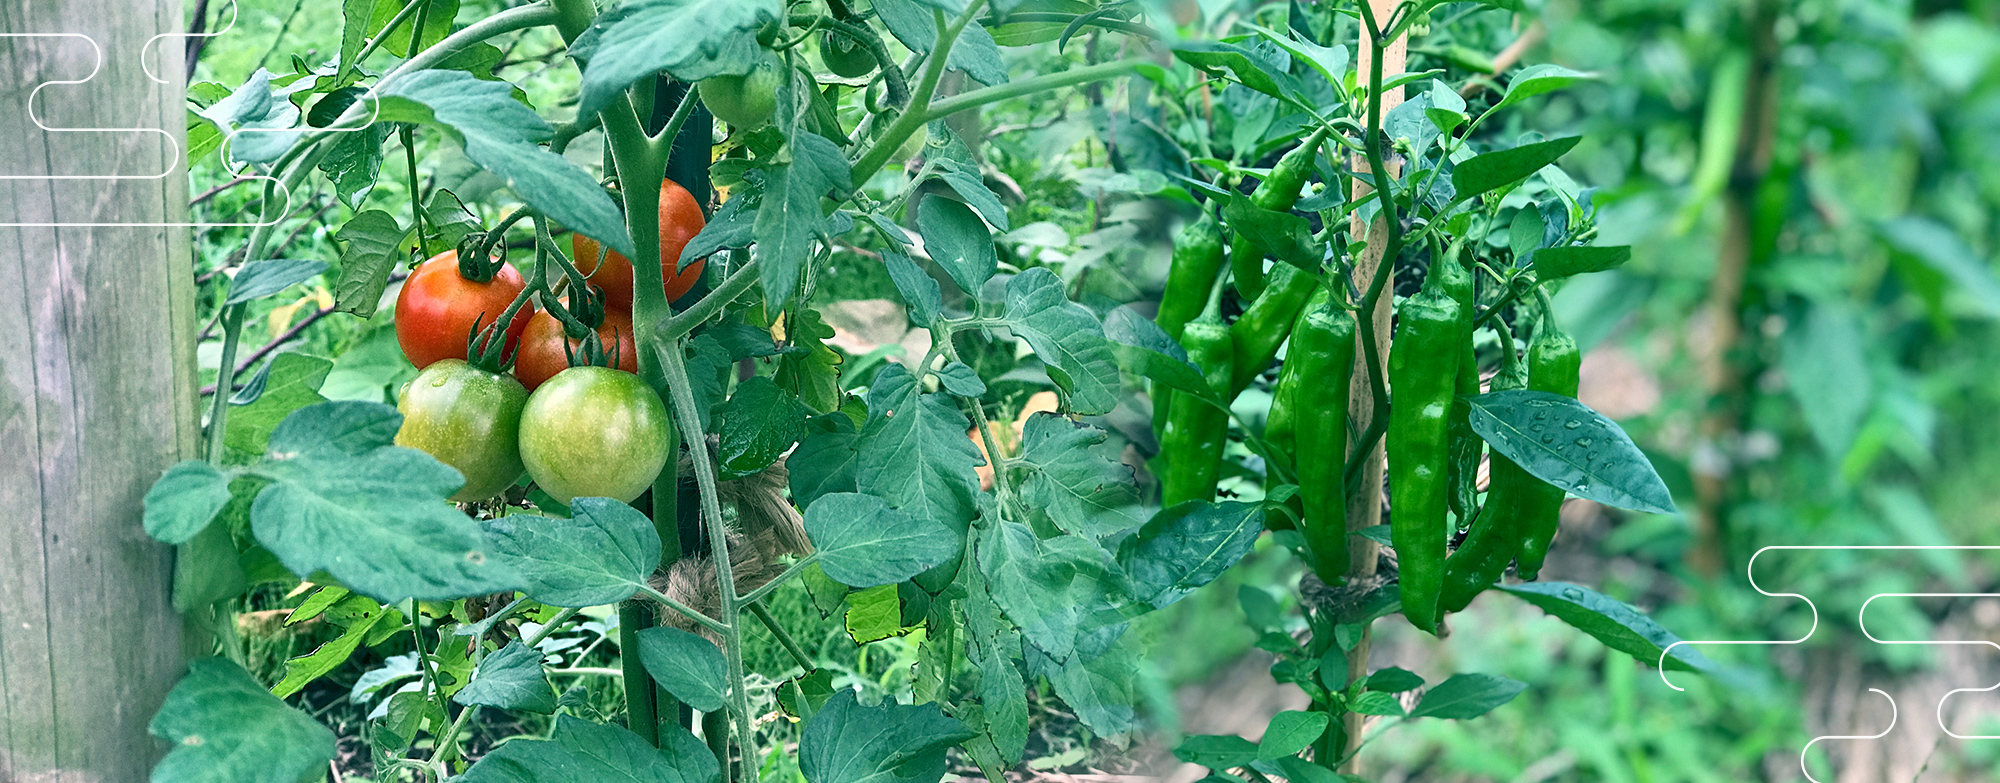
[1499,582,1718,672]
[1465,390,1676,514]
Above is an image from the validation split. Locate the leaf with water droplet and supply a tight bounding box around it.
[1465,390,1676,515]
[1500,582,1716,673]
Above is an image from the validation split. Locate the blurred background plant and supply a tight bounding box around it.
[184,0,2000,780]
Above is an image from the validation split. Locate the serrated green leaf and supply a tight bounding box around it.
[483,497,660,608]
[1256,710,1329,759]
[149,659,335,783]
[227,353,333,455]
[805,493,960,588]
[272,596,390,697]
[331,210,405,317]
[1407,673,1526,719]
[965,573,1028,761]
[875,0,1008,86]
[844,583,907,643]
[1014,413,1143,537]
[375,69,633,258]
[1465,390,1676,514]
[853,363,983,559]
[1451,136,1581,202]
[637,627,730,713]
[790,429,859,510]
[717,377,810,479]
[917,197,997,296]
[460,714,718,783]
[680,194,758,270]
[1004,268,1121,415]
[570,0,783,118]
[977,521,1129,661]
[1044,636,1137,735]
[756,131,853,309]
[1499,582,1718,672]
[144,461,237,545]
[454,642,557,713]
[800,690,978,783]
[1118,501,1264,609]
[884,250,943,326]
[936,362,987,397]
[248,401,523,602]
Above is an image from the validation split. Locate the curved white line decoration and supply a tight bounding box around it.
[0,22,384,228]
[1801,688,1897,783]
[1857,591,2000,740]
[1658,546,2000,692]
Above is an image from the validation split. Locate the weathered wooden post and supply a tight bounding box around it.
[0,0,195,779]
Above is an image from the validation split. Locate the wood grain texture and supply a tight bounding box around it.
[0,0,195,780]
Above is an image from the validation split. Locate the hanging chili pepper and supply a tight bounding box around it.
[1160,276,1235,508]
[1513,311,1581,581]
[1154,214,1227,441]
[1438,328,1526,613]
[1264,288,1330,460]
[1229,126,1330,300]
[1228,264,1320,397]
[1388,255,1467,634]
[1433,250,1480,529]
[1285,297,1356,583]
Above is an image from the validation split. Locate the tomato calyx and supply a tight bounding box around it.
[465,311,521,374]
[452,232,512,283]
[533,288,624,372]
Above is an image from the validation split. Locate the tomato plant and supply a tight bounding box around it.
[394,250,530,370]
[571,178,708,309]
[518,365,671,504]
[394,358,530,501]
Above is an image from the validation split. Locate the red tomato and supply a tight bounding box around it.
[513,307,639,391]
[394,251,529,370]
[572,179,708,309]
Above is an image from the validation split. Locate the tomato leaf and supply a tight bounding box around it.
[1406,673,1526,720]
[375,70,634,258]
[755,131,853,309]
[916,197,998,296]
[1040,634,1138,735]
[1014,413,1144,537]
[1117,501,1264,610]
[1464,390,1676,514]
[851,364,984,563]
[875,0,1009,86]
[716,377,810,479]
[570,0,784,119]
[789,429,859,510]
[330,210,405,318]
[271,595,390,697]
[453,641,557,714]
[226,353,333,455]
[637,628,730,713]
[149,659,335,783]
[1499,582,1718,672]
[977,521,1130,662]
[800,690,978,783]
[246,401,524,602]
[1451,136,1581,202]
[1003,268,1122,415]
[883,249,944,326]
[965,573,1029,761]
[483,497,661,607]
[936,362,988,397]
[143,461,238,545]
[804,493,959,588]
[227,258,326,306]
[458,714,717,783]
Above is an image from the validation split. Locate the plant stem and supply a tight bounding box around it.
[737,553,821,606]
[847,1,987,189]
[746,603,813,671]
[203,304,244,462]
[921,57,1145,122]
[433,607,580,763]
[657,258,760,342]
[658,341,758,783]
[636,585,730,635]
[352,0,426,66]
[618,601,660,746]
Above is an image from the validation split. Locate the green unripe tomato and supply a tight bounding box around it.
[699,58,783,130]
[517,366,672,504]
[819,31,876,78]
[395,359,530,502]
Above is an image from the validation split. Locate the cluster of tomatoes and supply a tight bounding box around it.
[389,180,706,506]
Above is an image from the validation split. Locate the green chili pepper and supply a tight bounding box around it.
[1513,315,1581,581]
[1161,278,1235,508]
[1286,299,1356,583]
[1388,259,1466,634]
[1431,252,1479,529]
[1227,264,1319,397]
[1264,288,1330,459]
[1154,214,1227,441]
[1438,331,1526,614]
[1230,127,1329,301]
